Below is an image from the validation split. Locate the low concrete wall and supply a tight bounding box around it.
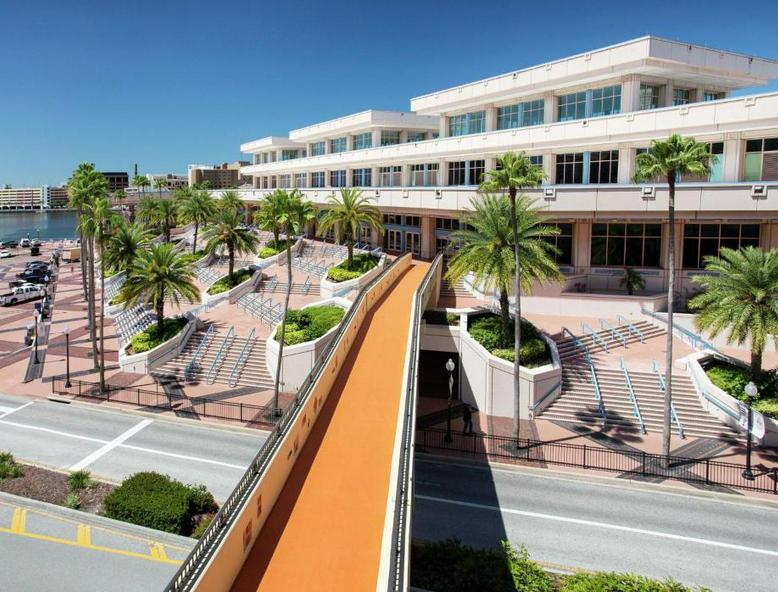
[253,238,302,270]
[660,312,777,354]
[118,313,199,374]
[191,254,413,592]
[319,253,387,298]
[264,297,353,392]
[683,351,778,447]
[201,266,255,307]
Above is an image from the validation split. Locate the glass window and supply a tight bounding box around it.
[590,85,621,117]
[448,111,486,136]
[639,84,661,110]
[278,174,291,188]
[673,88,692,106]
[556,153,584,184]
[294,173,307,188]
[743,137,778,181]
[497,99,545,129]
[682,223,761,269]
[383,214,401,225]
[351,168,372,187]
[311,171,325,188]
[591,223,661,267]
[589,151,619,184]
[281,150,299,161]
[311,142,325,156]
[353,132,372,150]
[469,160,485,185]
[703,91,724,102]
[330,170,347,187]
[558,91,587,122]
[379,166,401,186]
[411,163,438,187]
[407,131,426,142]
[435,218,460,230]
[545,223,573,265]
[404,216,420,227]
[330,137,347,153]
[448,162,466,186]
[381,131,401,146]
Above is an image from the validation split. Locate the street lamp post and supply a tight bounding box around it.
[445,358,455,443]
[63,326,71,388]
[32,310,40,364]
[742,381,757,481]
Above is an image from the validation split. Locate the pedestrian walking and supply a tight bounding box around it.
[463,404,473,434]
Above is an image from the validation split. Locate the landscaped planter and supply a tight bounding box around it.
[319,253,386,298]
[119,313,199,374]
[201,267,258,307]
[264,297,352,392]
[683,351,778,447]
[253,237,302,270]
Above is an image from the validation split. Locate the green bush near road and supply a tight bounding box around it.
[705,361,778,420]
[207,269,253,295]
[326,253,379,283]
[103,472,217,535]
[258,239,293,259]
[468,314,551,368]
[68,470,92,491]
[274,305,345,346]
[560,572,707,592]
[0,452,22,480]
[129,317,188,354]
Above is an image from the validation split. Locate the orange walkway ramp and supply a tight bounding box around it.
[231,261,429,592]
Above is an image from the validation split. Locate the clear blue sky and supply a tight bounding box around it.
[1,0,777,187]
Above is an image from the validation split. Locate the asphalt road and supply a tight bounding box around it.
[0,393,267,500]
[413,457,778,592]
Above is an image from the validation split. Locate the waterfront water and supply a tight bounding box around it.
[0,210,78,242]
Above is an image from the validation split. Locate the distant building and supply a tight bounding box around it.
[100,172,129,192]
[47,186,70,209]
[0,185,69,210]
[188,161,251,189]
[146,173,188,191]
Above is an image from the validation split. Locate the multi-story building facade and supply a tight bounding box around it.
[146,173,188,190]
[237,37,778,298]
[100,172,129,192]
[0,185,69,210]
[188,161,251,189]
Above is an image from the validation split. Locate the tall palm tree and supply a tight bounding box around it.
[153,177,168,198]
[114,188,126,204]
[218,190,244,215]
[446,194,561,342]
[480,152,545,443]
[120,243,200,337]
[271,190,315,414]
[202,208,260,285]
[133,175,150,195]
[66,163,98,302]
[317,188,383,269]
[136,197,160,230]
[254,189,286,244]
[153,199,178,242]
[178,189,216,254]
[689,246,778,379]
[634,134,714,460]
[104,220,151,273]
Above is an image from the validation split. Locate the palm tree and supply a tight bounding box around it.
[153,177,168,198]
[120,243,200,337]
[271,190,315,414]
[66,163,98,302]
[104,220,151,273]
[446,194,561,342]
[114,188,126,204]
[133,175,150,195]
[634,134,714,460]
[689,247,778,379]
[218,190,244,215]
[316,188,383,269]
[153,199,178,242]
[254,189,286,244]
[178,189,216,254]
[136,197,160,230]
[480,152,545,443]
[202,208,260,285]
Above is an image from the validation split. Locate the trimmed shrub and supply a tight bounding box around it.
[207,269,253,295]
[68,470,92,491]
[503,542,555,592]
[0,452,22,480]
[103,472,217,535]
[129,317,188,354]
[258,239,293,259]
[560,572,706,592]
[468,314,551,368]
[326,253,379,283]
[179,250,205,266]
[274,305,345,345]
[705,362,778,420]
[65,493,81,510]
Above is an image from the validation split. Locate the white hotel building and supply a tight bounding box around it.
[237,37,778,300]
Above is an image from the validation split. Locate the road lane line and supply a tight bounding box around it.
[0,419,107,444]
[10,508,26,533]
[70,419,154,471]
[416,494,778,558]
[0,401,34,419]
[76,524,91,546]
[119,443,248,470]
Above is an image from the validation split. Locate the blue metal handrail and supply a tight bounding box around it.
[599,319,628,348]
[589,364,607,429]
[184,324,214,382]
[206,326,234,384]
[641,307,718,352]
[651,359,685,439]
[561,326,592,363]
[616,314,645,343]
[619,357,646,434]
[581,322,609,353]
[227,328,256,388]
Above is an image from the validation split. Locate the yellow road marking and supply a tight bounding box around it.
[76,524,91,546]
[11,508,26,533]
[150,542,168,561]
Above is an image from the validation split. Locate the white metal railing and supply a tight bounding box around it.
[619,357,646,434]
[227,328,256,388]
[185,324,214,382]
[205,326,234,384]
[651,359,685,439]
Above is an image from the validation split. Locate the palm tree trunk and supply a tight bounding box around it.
[156,297,165,337]
[192,222,199,254]
[751,348,763,380]
[499,289,511,343]
[663,173,676,462]
[88,239,98,369]
[273,241,293,415]
[228,243,235,284]
[509,187,522,445]
[99,247,106,393]
[347,238,354,270]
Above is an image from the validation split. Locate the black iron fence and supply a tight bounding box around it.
[416,426,778,495]
[51,377,278,428]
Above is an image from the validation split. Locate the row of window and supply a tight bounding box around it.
[309,131,436,156]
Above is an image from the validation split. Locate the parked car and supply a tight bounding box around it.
[0,284,45,306]
[0,251,11,258]
[19,238,31,248]
[0,241,18,249]
[31,240,41,247]
[16,270,49,283]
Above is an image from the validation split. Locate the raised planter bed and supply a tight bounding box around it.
[201,266,258,307]
[119,312,199,374]
[253,237,302,270]
[320,253,386,298]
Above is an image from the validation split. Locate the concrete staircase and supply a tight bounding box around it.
[154,328,274,389]
[554,320,664,358]
[259,276,317,296]
[440,277,470,299]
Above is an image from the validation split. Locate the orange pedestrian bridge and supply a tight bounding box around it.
[165,253,441,592]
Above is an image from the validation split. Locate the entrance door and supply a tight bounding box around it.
[405,231,421,256]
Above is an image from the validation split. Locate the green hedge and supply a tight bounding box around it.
[274,305,345,346]
[560,572,705,592]
[705,361,778,419]
[179,250,206,266]
[103,472,217,535]
[258,239,293,259]
[326,253,379,283]
[129,317,188,354]
[423,310,460,326]
[468,314,551,368]
[0,452,22,480]
[207,269,253,295]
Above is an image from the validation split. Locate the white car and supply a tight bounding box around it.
[0,250,11,258]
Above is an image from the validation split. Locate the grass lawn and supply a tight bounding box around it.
[274,305,345,345]
[326,253,380,283]
[129,317,188,354]
[468,313,551,367]
[258,239,294,259]
[704,360,778,420]
[207,269,253,295]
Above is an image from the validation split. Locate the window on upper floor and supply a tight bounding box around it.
[680,142,724,183]
[281,150,299,161]
[673,88,692,106]
[639,85,661,110]
[545,223,573,265]
[407,131,426,142]
[353,132,372,150]
[497,99,545,130]
[379,166,401,186]
[381,131,401,146]
[590,85,621,117]
[557,92,587,122]
[383,214,402,225]
[682,223,760,269]
[703,91,724,102]
[589,150,619,184]
[435,218,461,231]
[555,153,584,184]
[352,168,372,187]
[278,174,291,188]
[294,173,307,188]
[591,223,661,268]
[410,163,439,187]
[330,137,347,153]
[447,160,485,186]
[744,137,778,181]
[311,142,326,157]
[330,170,347,187]
[311,171,325,188]
[448,111,486,136]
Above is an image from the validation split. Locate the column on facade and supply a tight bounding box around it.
[347,135,354,151]
[485,157,497,177]
[723,134,742,182]
[485,104,497,132]
[617,145,634,184]
[695,87,707,103]
[399,130,408,144]
[542,153,555,185]
[438,160,447,186]
[543,93,557,124]
[371,166,379,188]
[664,80,675,108]
[346,168,354,188]
[371,130,382,149]
[621,75,641,113]
[401,164,411,187]
[573,221,591,271]
[253,176,260,189]
[420,215,435,259]
[438,116,447,138]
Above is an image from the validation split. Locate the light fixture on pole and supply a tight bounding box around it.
[742,381,758,481]
[445,358,455,443]
[63,326,71,388]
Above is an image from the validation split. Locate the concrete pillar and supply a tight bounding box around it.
[371,166,380,188]
[617,146,634,184]
[485,157,497,176]
[439,161,448,186]
[420,215,435,259]
[399,130,408,144]
[621,75,641,112]
[401,164,411,187]
[439,117,447,138]
[371,227,380,249]
[542,153,555,185]
[372,130,381,148]
[665,80,675,107]
[573,221,591,269]
[346,169,354,188]
[347,135,354,151]
[723,135,742,182]
[543,94,556,124]
[485,104,497,132]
